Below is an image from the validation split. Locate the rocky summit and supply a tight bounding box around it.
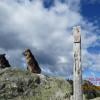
[0,68,72,100]
[0,68,100,100]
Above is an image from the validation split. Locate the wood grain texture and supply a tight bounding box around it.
[73,26,81,43]
[73,26,83,100]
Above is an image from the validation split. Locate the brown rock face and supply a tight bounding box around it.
[0,54,11,68]
[23,49,41,74]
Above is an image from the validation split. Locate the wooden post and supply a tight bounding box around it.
[73,26,83,100]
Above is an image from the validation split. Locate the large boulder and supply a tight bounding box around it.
[0,68,72,100]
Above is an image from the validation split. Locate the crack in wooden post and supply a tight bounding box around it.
[73,26,83,100]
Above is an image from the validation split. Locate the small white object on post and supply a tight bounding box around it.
[73,26,83,100]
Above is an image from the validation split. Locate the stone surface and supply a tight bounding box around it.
[0,68,99,100]
[0,68,72,100]
[90,97,100,100]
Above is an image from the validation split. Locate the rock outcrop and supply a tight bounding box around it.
[0,68,99,100]
[90,97,100,100]
[0,68,72,100]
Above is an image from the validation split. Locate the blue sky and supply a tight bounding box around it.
[81,1,100,24]
[81,0,100,55]
[81,1,100,80]
[42,0,100,80]
[0,0,100,84]
[82,0,100,84]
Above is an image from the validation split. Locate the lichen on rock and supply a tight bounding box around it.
[0,68,72,100]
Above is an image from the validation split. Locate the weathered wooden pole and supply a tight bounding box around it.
[73,26,83,100]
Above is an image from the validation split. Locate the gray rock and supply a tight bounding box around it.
[0,68,72,100]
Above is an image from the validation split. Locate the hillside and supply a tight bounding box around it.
[0,68,100,100]
[0,68,72,100]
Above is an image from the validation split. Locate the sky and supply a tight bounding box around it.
[0,0,100,82]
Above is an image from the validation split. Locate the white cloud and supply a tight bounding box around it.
[0,0,99,77]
